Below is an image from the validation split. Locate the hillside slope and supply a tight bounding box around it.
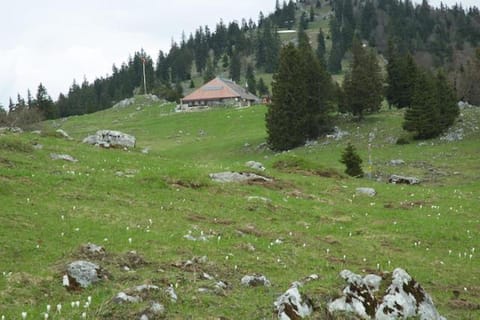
[0,101,479,318]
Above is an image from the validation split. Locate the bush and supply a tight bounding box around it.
[340,143,364,178]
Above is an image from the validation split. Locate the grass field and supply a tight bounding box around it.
[0,99,479,319]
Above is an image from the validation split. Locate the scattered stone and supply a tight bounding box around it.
[328,268,445,320]
[33,143,43,150]
[247,196,271,203]
[0,127,23,134]
[356,187,377,197]
[388,175,420,185]
[274,285,313,319]
[241,274,271,287]
[165,285,178,302]
[66,261,105,289]
[141,147,150,154]
[55,129,73,140]
[135,284,159,292]
[50,153,78,162]
[328,269,379,319]
[245,160,265,171]
[440,127,464,142]
[83,130,136,148]
[112,97,135,109]
[376,268,446,320]
[209,171,271,183]
[113,292,141,304]
[31,130,42,135]
[326,126,349,140]
[389,159,405,166]
[80,243,106,259]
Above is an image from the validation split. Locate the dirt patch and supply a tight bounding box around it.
[273,158,343,178]
[449,299,480,310]
[236,224,264,237]
[166,177,205,189]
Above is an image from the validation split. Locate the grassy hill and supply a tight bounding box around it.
[1,99,479,319]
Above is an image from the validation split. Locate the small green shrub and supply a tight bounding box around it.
[340,143,364,178]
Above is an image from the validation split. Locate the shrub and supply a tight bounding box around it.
[340,143,364,178]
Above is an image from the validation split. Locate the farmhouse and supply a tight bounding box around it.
[180,77,260,108]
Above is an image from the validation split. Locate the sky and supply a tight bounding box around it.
[0,0,478,108]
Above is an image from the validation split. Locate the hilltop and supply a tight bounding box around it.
[0,98,479,318]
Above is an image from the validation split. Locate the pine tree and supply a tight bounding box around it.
[257,78,270,96]
[204,58,216,83]
[435,71,459,131]
[340,143,364,177]
[266,44,307,150]
[343,39,383,120]
[316,28,326,67]
[403,71,439,139]
[246,64,257,94]
[328,17,343,73]
[35,83,57,119]
[229,50,241,82]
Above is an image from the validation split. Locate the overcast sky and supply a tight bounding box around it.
[0,0,477,108]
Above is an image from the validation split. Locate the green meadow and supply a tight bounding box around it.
[0,98,479,319]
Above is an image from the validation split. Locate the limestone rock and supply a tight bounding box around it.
[241,274,271,287]
[113,292,141,304]
[66,261,104,288]
[389,159,405,166]
[356,187,376,197]
[274,286,313,319]
[388,175,420,185]
[245,160,265,171]
[50,153,78,162]
[376,268,446,320]
[55,129,73,140]
[83,130,136,148]
[210,171,271,183]
[328,269,445,320]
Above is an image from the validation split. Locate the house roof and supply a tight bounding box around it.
[182,77,259,102]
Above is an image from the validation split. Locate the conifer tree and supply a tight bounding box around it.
[403,71,439,139]
[257,78,269,96]
[316,28,326,67]
[328,17,343,73]
[340,143,364,177]
[266,44,307,150]
[245,64,257,94]
[35,83,57,119]
[343,39,383,120]
[386,41,417,109]
[435,71,459,131]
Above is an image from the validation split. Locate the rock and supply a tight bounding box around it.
[80,243,105,258]
[388,175,420,185]
[141,147,150,154]
[376,268,446,320]
[440,128,464,142]
[113,292,141,304]
[50,153,78,162]
[135,284,159,292]
[389,159,405,166]
[165,285,178,302]
[150,302,165,314]
[274,286,313,319]
[328,269,445,320]
[66,261,104,288]
[247,196,272,203]
[241,274,271,287]
[356,187,376,197]
[328,269,379,319]
[83,130,136,148]
[245,160,265,171]
[209,171,271,183]
[112,97,135,109]
[55,129,73,140]
[0,127,23,134]
[326,126,349,140]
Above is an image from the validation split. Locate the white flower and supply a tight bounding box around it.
[46,304,51,312]
[56,304,62,313]
[21,312,27,319]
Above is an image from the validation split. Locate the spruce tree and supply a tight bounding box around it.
[435,71,459,132]
[257,78,269,96]
[403,71,439,139]
[246,64,257,94]
[343,39,383,120]
[340,143,364,178]
[328,17,344,73]
[266,44,306,151]
[316,28,327,67]
[35,83,57,119]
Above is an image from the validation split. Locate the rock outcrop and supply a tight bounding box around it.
[328,268,445,320]
[83,130,136,148]
[388,174,420,185]
[209,171,271,183]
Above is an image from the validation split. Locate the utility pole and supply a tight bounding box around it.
[142,57,147,95]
